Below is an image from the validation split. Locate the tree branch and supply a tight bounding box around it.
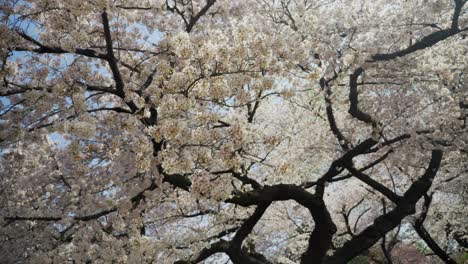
[325,150,443,264]
[14,31,107,59]
[371,0,466,61]
[413,194,457,264]
[186,0,217,33]
[345,166,402,204]
[231,203,270,251]
[101,11,126,98]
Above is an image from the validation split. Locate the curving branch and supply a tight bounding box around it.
[321,77,351,151]
[348,67,379,128]
[413,194,457,264]
[230,203,271,263]
[302,149,392,189]
[226,184,336,263]
[315,137,379,197]
[345,166,402,204]
[175,204,271,264]
[371,0,467,61]
[325,150,443,264]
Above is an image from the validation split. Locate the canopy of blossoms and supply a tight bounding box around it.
[0,0,467,263]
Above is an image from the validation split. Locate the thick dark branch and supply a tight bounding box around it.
[345,166,402,204]
[226,184,336,263]
[210,169,261,189]
[226,184,321,209]
[176,219,271,264]
[371,1,466,61]
[233,171,262,189]
[302,149,391,189]
[315,138,379,196]
[367,130,434,153]
[321,78,350,151]
[414,193,432,228]
[176,232,271,264]
[301,201,337,264]
[402,150,443,204]
[372,29,461,61]
[101,11,125,97]
[326,150,443,264]
[357,149,393,172]
[451,0,465,30]
[231,203,270,251]
[413,194,457,264]
[415,226,457,264]
[348,67,379,127]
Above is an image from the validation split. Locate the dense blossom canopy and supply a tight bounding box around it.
[0,0,467,263]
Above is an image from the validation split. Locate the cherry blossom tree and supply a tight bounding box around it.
[0,0,467,263]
